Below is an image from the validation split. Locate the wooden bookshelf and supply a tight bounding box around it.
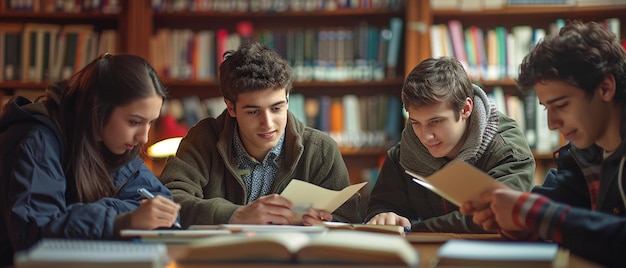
[143,0,409,182]
[3,0,624,184]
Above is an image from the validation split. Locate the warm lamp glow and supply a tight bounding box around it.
[147,137,182,158]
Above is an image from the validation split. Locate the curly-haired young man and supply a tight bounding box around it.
[160,42,361,227]
[462,20,626,266]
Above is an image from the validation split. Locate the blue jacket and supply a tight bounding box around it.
[0,96,173,266]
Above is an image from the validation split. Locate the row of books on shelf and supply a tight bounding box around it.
[151,0,405,13]
[150,84,561,154]
[432,18,620,82]
[0,85,563,155]
[430,0,624,10]
[149,18,403,83]
[488,86,561,154]
[157,93,403,150]
[507,0,624,6]
[0,23,117,83]
[4,0,122,13]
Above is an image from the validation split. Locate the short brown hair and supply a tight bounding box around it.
[401,57,474,119]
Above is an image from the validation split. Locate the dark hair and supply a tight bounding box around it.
[218,42,293,103]
[517,20,626,102]
[401,57,474,119]
[44,53,166,203]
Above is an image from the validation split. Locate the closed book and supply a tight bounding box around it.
[436,239,562,267]
[447,20,468,72]
[58,25,94,80]
[4,34,21,80]
[386,17,403,78]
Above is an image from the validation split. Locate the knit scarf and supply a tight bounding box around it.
[399,84,500,175]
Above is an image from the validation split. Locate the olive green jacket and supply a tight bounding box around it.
[160,110,361,226]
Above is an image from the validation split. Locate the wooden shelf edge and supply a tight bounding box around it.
[339,147,388,156]
[161,78,405,98]
[432,4,626,16]
[0,82,49,91]
[163,78,404,88]
[0,11,119,19]
[153,9,403,19]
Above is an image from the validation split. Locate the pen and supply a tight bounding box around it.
[137,188,182,228]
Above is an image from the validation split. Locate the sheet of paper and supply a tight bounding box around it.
[280,180,367,213]
[405,161,507,209]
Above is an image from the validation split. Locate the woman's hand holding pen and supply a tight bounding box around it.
[132,194,181,230]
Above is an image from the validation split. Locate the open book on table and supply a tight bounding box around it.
[178,230,419,267]
[280,179,367,214]
[435,239,563,267]
[405,161,507,209]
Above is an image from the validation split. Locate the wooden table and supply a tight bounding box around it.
[166,233,601,268]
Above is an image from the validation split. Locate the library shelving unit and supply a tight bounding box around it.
[6,0,620,185]
[0,0,116,97]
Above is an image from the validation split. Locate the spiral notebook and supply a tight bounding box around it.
[14,239,169,268]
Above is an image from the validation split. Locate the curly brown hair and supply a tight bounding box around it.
[517,20,626,102]
[219,42,293,104]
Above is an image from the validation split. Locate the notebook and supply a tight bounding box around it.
[14,239,169,268]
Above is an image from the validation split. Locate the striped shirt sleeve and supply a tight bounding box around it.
[513,192,571,243]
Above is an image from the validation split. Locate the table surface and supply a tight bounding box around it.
[164,232,601,268]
